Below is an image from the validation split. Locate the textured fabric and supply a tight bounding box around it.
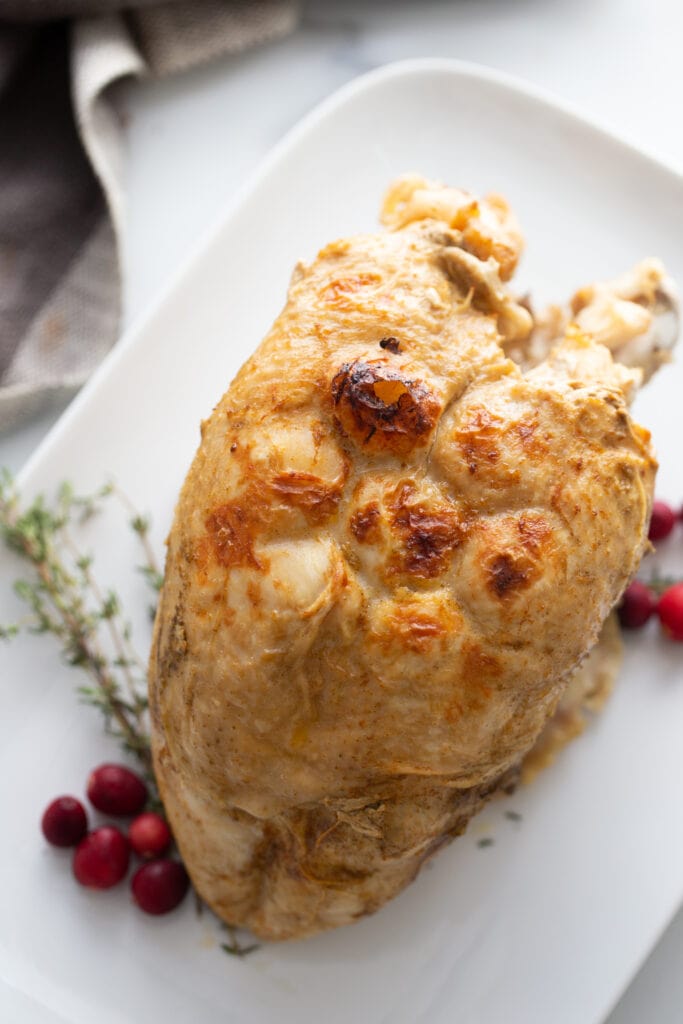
[0,0,163,19]
[0,1,298,432]
[127,0,298,76]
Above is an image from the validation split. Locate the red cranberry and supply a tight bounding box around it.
[657,583,683,640]
[617,581,657,629]
[41,796,88,847]
[87,763,148,816]
[129,812,172,859]
[73,826,130,889]
[131,859,189,915]
[648,501,676,542]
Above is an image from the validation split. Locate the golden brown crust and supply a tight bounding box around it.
[205,502,262,569]
[149,175,659,941]
[270,470,346,524]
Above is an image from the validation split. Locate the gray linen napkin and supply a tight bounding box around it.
[0,1,299,432]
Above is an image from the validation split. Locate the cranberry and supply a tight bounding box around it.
[87,764,148,816]
[129,812,172,859]
[41,796,88,847]
[73,826,130,889]
[617,581,657,629]
[648,500,676,542]
[131,859,189,915]
[657,583,683,640]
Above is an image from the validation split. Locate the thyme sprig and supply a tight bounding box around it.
[0,472,268,953]
[220,924,261,958]
[195,896,261,957]
[644,571,681,597]
[0,470,161,800]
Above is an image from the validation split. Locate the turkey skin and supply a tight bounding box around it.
[149,176,670,940]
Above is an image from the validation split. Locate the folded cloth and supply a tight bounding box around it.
[0,0,298,432]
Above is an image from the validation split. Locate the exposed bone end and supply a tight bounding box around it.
[571,259,679,382]
[441,246,533,344]
[379,176,533,345]
[508,259,679,383]
[380,173,524,280]
[528,326,643,404]
[504,301,565,370]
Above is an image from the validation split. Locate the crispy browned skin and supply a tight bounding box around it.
[149,176,658,940]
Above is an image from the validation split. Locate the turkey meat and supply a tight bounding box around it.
[149,175,675,940]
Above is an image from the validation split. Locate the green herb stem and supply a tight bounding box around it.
[0,472,156,786]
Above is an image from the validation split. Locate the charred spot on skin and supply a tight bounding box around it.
[379,336,400,353]
[488,554,528,597]
[350,501,382,542]
[230,442,238,453]
[331,361,440,455]
[396,510,461,577]
[271,471,345,524]
[205,503,260,569]
[389,482,462,578]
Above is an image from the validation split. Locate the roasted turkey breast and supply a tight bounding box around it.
[149,175,674,940]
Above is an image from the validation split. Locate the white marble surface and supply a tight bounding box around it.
[3,1,683,1020]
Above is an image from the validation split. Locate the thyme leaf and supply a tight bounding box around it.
[0,471,161,800]
[0,472,259,948]
[644,572,680,596]
[220,924,260,958]
[220,942,261,958]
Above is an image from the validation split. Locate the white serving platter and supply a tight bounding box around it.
[2,59,683,1024]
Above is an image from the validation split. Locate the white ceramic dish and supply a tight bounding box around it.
[2,59,683,1024]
